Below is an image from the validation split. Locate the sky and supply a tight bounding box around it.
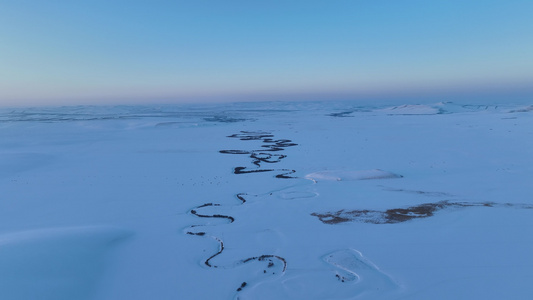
[1,0,532,106]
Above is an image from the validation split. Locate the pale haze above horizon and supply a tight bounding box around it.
[1,0,532,106]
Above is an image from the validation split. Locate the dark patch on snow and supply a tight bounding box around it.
[275,169,297,179]
[329,111,354,117]
[227,131,274,140]
[461,105,499,111]
[335,273,349,283]
[219,150,251,155]
[233,166,296,178]
[328,108,372,117]
[220,131,298,178]
[380,186,453,197]
[233,167,275,174]
[203,115,250,123]
[204,236,224,268]
[312,201,532,224]
[236,193,247,204]
[250,152,286,166]
[508,106,533,113]
[186,231,206,236]
[236,282,247,291]
[241,255,287,272]
[190,203,235,223]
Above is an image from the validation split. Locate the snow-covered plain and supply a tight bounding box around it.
[1,100,532,299]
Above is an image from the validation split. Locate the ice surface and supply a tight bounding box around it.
[305,169,402,181]
[1,100,533,299]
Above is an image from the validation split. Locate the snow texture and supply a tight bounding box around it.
[1,100,533,299]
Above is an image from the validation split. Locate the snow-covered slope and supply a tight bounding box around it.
[1,100,532,299]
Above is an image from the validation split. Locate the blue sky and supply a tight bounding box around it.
[1,0,532,105]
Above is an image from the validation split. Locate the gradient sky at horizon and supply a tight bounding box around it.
[1,0,532,106]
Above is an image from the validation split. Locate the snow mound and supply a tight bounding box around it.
[305,169,402,181]
[508,105,533,113]
[377,104,441,115]
[0,227,132,300]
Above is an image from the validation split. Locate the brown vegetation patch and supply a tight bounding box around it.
[311,201,527,225]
